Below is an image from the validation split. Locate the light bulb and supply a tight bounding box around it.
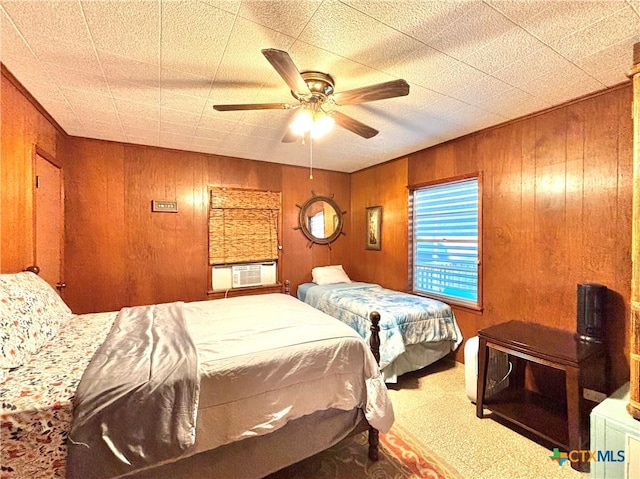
[290,109,314,135]
[311,114,335,139]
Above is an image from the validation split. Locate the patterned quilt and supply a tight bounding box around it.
[0,312,116,479]
[303,282,461,369]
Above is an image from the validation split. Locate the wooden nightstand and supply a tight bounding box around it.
[476,320,607,472]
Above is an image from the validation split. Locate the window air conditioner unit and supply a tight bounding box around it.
[212,262,277,290]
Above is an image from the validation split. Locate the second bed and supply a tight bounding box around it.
[298,279,462,383]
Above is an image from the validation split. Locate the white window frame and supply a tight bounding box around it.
[410,174,481,309]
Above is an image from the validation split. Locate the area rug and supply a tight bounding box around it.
[266,425,463,479]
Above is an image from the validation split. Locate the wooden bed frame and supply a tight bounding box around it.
[367,310,382,461]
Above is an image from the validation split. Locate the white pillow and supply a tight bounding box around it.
[312,265,352,285]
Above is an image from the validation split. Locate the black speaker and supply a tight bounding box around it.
[576,283,607,342]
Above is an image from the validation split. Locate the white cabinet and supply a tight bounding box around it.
[590,383,640,479]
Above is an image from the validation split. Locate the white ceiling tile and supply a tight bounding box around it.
[384,44,463,87]
[551,5,640,61]
[121,117,159,132]
[160,121,196,137]
[161,132,194,149]
[477,87,552,119]
[517,62,605,98]
[1,54,62,99]
[45,63,111,97]
[159,90,208,114]
[425,2,517,60]
[161,108,202,128]
[2,1,94,57]
[343,1,470,44]
[492,46,576,89]
[81,128,126,143]
[488,0,629,44]
[195,116,240,135]
[81,0,160,66]
[298,1,423,70]
[426,62,488,96]
[160,1,235,78]
[2,0,636,173]
[516,65,607,106]
[237,0,322,37]
[99,50,160,87]
[451,75,512,105]
[161,68,212,99]
[444,104,506,126]
[192,135,223,148]
[1,9,39,59]
[109,80,159,106]
[60,89,118,120]
[575,36,638,85]
[114,98,160,121]
[463,27,547,74]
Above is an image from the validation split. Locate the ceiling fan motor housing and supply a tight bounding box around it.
[292,71,335,102]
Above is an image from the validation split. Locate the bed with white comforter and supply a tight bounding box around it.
[0,271,392,479]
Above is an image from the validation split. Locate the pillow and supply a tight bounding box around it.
[312,265,352,285]
[0,272,73,373]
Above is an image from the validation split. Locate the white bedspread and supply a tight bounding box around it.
[184,293,394,455]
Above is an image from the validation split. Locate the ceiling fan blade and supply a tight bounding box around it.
[332,79,409,106]
[213,103,292,111]
[331,111,378,139]
[262,48,310,95]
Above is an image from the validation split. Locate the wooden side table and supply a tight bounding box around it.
[476,320,607,472]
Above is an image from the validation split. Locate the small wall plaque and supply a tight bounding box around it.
[152,200,178,213]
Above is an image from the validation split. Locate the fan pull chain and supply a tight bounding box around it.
[309,135,314,180]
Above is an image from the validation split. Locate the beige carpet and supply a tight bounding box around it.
[269,359,587,479]
[267,424,462,479]
[386,359,586,479]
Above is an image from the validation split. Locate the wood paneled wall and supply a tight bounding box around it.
[350,84,633,390]
[63,136,351,313]
[346,158,409,289]
[1,70,64,273]
[2,63,633,389]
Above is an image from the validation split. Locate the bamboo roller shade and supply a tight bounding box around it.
[208,187,281,265]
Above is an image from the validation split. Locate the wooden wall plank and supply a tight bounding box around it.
[280,165,351,292]
[358,85,633,388]
[1,73,62,273]
[348,158,409,291]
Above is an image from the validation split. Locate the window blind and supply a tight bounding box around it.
[412,177,479,307]
[208,187,281,265]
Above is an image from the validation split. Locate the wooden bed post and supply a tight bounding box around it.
[629,42,640,421]
[368,311,381,461]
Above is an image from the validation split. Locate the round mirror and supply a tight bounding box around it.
[298,195,344,245]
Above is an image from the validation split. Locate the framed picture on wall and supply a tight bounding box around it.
[366,206,382,251]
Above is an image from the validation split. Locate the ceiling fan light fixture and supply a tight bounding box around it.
[311,113,334,139]
[290,109,314,136]
[289,109,334,139]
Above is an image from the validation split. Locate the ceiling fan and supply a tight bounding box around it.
[213,49,410,142]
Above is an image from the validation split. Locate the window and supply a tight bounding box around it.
[208,187,281,265]
[411,176,480,308]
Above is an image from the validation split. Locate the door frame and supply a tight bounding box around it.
[32,145,64,288]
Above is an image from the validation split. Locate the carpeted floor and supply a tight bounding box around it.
[268,359,587,479]
[386,359,585,479]
[267,424,462,479]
